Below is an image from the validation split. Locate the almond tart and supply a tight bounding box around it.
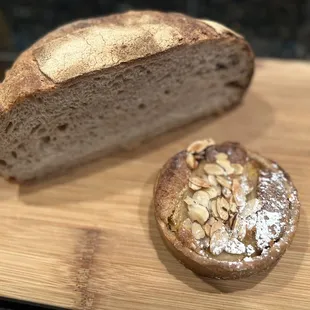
[153,139,300,279]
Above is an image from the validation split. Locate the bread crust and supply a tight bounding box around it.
[0,10,254,112]
[153,148,300,279]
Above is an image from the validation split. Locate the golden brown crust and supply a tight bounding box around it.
[154,151,191,224]
[0,10,254,112]
[154,145,300,279]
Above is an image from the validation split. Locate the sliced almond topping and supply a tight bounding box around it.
[232,216,247,241]
[215,185,222,196]
[192,190,210,207]
[216,159,235,175]
[188,181,201,191]
[182,218,192,230]
[207,217,216,226]
[184,196,195,206]
[225,238,246,254]
[210,227,229,255]
[216,175,232,189]
[244,184,254,195]
[217,197,229,221]
[189,176,210,188]
[191,222,206,240]
[215,152,228,160]
[204,223,211,237]
[188,205,209,225]
[239,176,254,195]
[186,153,198,170]
[204,163,225,175]
[205,186,219,199]
[211,199,219,218]
[187,139,215,154]
[221,197,230,211]
[230,202,237,213]
[207,174,218,186]
[222,187,232,199]
[241,198,262,219]
[232,179,246,207]
[218,209,229,221]
[210,220,224,236]
[229,213,237,229]
[231,163,244,175]
[246,245,256,256]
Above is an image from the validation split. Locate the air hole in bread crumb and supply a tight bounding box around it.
[94,76,102,81]
[5,122,13,133]
[225,81,243,89]
[0,159,7,167]
[17,143,25,152]
[147,69,151,74]
[216,63,227,70]
[31,124,41,134]
[195,69,204,76]
[98,115,104,120]
[38,127,46,135]
[164,89,171,95]
[57,124,68,131]
[41,136,51,144]
[138,103,146,110]
[11,151,17,158]
[229,54,240,65]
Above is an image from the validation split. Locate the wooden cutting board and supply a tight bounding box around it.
[0,59,309,310]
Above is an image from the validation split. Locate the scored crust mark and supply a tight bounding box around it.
[154,138,300,279]
[33,13,242,84]
[34,24,184,83]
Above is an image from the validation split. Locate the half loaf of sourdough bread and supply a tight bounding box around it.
[0,10,254,181]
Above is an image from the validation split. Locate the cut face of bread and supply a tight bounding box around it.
[0,11,254,181]
[154,139,300,279]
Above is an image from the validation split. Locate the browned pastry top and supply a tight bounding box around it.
[154,139,300,279]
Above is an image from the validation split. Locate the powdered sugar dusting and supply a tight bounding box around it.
[225,238,246,254]
[255,210,283,249]
[246,245,255,256]
[210,227,229,255]
[247,214,257,230]
[239,175,253,195]
[255,170,289,249]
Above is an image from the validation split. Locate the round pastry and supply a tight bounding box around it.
[153,139,300,279]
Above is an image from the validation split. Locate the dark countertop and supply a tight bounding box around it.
[0,298,67,310]
[0,0,310,59]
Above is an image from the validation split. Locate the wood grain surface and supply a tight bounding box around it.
[0,59,309,310]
